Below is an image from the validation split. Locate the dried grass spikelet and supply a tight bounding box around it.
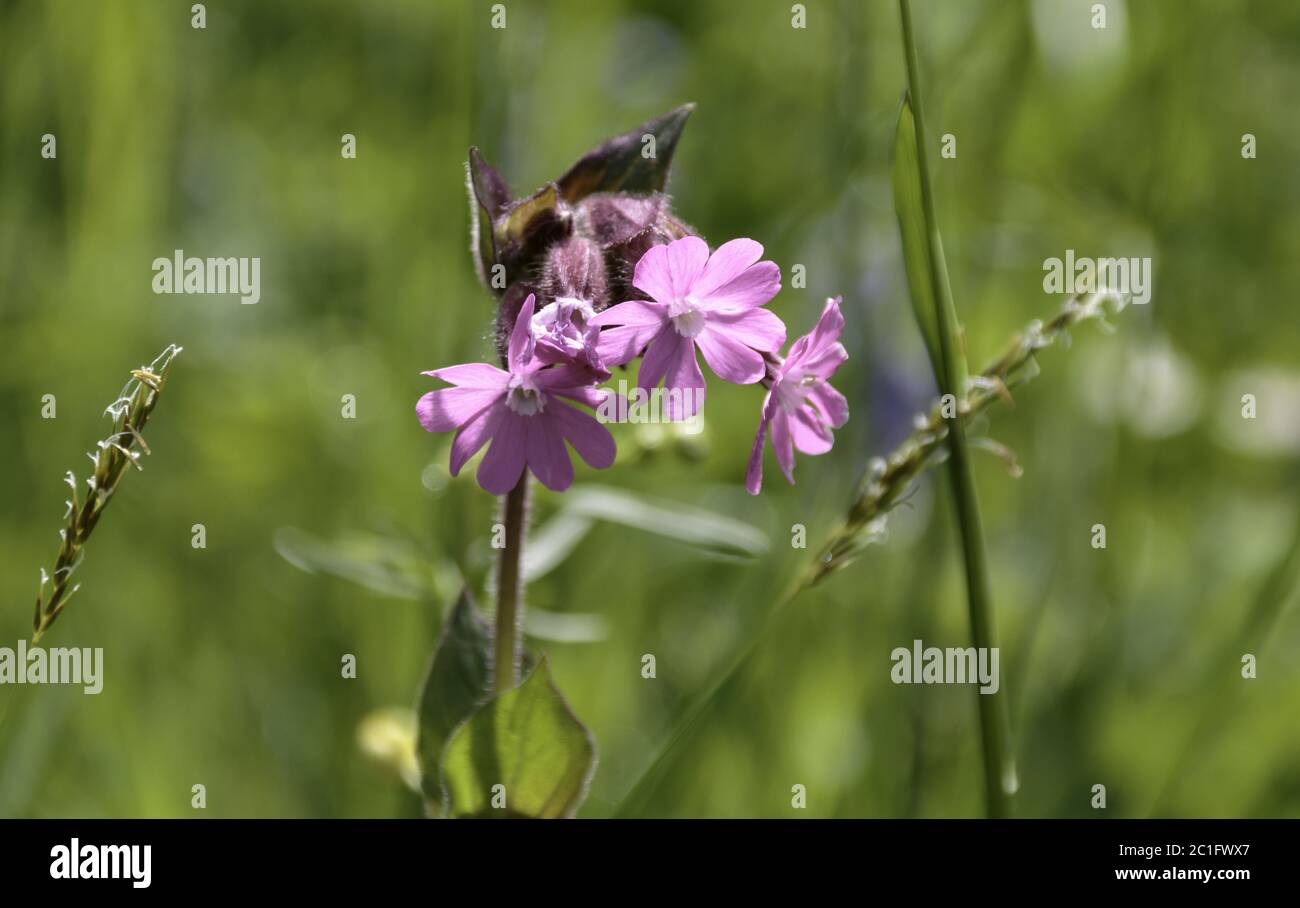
[32,344,182,642]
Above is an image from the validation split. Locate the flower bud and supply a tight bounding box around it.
[493,184,573,293]
[575,192,693,305]
[469,105,696,353]
[542,235,609,312]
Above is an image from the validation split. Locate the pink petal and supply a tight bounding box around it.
[534,363,610,394]
[449,403,504,475]
[595,323,664,368]
[695,324,765,385]
[416,386,503,433]
[421,363,509,389]
[549,400,617,469]
[696,260,781,311]
[508,294,537,373]
[789,297,847,374]
[771,410,796,484]
[629,244,674,304]
[633,236,709,302]
[808,296,846,355]
[525,415,574,492]
[784,334,811,367]
[589,299,666,328]
[662,236,711,298]
[810,382,849,428]
[552,383,613,411]
[690,238,764,298]
[663,340,706,420]
[800,341,848,379]
[790,406,834,455]
[705,307,787,354]
[745,391,777,495]
[636,326,687,393]
[591,301,667,367]
[476,411,527,495]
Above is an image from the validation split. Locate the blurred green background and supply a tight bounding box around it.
[2,0,1299,818]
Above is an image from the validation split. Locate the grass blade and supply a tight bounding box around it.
[896,0,1015,817]
[893,94,966,391]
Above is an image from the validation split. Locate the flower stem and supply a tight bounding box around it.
[493,474,529,693]
[898,0,1015,817]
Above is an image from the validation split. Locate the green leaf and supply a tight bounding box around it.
[494,182,565,253]
[522,510,594,582]
[567,486,768,560]
[415,589,493,814]
[272,526,433,600]
[897,6,1013,817]
[556,103,694,203]
[490,508,609,642]
[892,94,967,391]
[1150,505,1300,814]
[467,147,510,292]
[522,608,607,644]
[441,656,596,818]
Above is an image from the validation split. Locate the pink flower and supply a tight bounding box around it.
[531,296,606,376]
[746,297,849,495]
[417,294,616,494]
[591,236,785,420]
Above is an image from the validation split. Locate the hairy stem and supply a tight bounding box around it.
[493,475,529,693]
[899,0,1014,817]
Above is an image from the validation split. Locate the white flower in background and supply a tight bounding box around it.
[1214,369,1300,455]
[1073,333,1203,438]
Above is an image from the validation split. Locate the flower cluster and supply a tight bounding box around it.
[418,235,849,495]
[418,107,848,496]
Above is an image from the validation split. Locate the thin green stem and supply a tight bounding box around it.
[493,475,529,693]
[898,0,1015,817]
[614,572,805,817]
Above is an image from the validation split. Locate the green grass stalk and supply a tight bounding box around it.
[897,0,1014,816]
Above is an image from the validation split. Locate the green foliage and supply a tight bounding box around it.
[3,0,1300,820]
[273,527,438,601]
[892,96,965,391]
[440,657,596,819]
[416,590,493,815]
[523,485,769,579]
[896,0,1013,817]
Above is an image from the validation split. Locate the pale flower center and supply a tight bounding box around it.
[774,371,819,414]
[668,295,707,338]
[506,376,546,416]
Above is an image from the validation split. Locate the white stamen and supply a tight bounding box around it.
[774,369,820,414]
[505,380,546,416]
[668,295,707,338]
